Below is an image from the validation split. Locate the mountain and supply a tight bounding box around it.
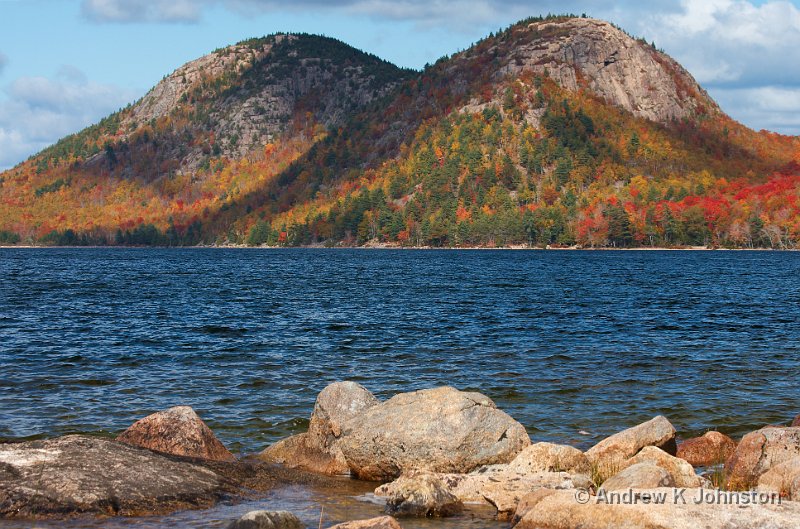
[1,15,799,248]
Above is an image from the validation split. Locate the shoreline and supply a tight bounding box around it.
[0,244,796,251]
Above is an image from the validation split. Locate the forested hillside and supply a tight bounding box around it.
[1,15,798,248]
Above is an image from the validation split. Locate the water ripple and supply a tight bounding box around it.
[1,248,799,454]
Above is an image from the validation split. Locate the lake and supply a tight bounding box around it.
[1,248,799,527]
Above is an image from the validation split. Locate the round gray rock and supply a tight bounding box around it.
[338,387,531,480]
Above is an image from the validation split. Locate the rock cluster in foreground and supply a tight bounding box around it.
[262,382,800,528]
[260,383,531,480]
[3,381,800,529]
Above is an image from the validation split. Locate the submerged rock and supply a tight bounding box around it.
[676,431,736,467]
[381,473,463,517]
[585,416,677,471]
[0,435,232,518]
[116,405,236,462]
[338,387,530,480]
[725,426,800,490]
[793,415,800,428]
[513,488,798,529]
[260,381,378,475]
[227,510,304,529]
[328,516,402,529]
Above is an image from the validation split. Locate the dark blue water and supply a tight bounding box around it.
[2,248,800,456]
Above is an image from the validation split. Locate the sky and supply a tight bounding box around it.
[1,0,800,170]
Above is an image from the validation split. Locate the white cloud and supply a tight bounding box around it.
[0,67,137,170]
[710,86,800,134]
[81,0,203,23]
[638,0,800,87]
[79,0,619,25]
[0,52,7,76]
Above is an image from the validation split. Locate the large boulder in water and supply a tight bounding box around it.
[260,381,379,475]
[676,431,736,467]
[0,435,232,518]
[116,405,236,462]
[337,387,530,480]
[725,426,800,490]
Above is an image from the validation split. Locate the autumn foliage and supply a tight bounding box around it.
[1,16,799,248]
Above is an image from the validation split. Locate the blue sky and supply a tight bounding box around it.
[2,0,800,169]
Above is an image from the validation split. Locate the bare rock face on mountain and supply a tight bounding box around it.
[116,405,236,462]
[0,436,229,518]
[337,387,530,480]
[492,17,717,124]
[92,34,410,175]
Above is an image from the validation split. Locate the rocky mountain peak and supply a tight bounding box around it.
[92,34,411,174]
[484,17,718,124]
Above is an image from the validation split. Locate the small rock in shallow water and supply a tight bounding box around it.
[116,405,236,462]
[328,516,402,529]
[227,510,304,529]
[381,473,464,517]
